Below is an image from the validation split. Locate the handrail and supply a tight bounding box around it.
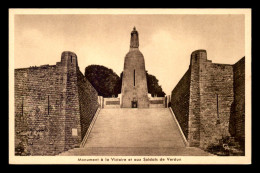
[169,107,189,146]
[80,107,101,148]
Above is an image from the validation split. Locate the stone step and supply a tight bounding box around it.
[58,108,212,156]
[59,147,213,156]
[84,108,185,148]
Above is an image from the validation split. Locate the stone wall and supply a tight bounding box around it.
[171,49,244,149]
[189,50,234,148]
[15,65,67,156]
[230,57,245,148]
[76,69,99,141]
[103,98,120,108]
[199,62,234,149]
[171,68,191,138]
[15,51,99,155]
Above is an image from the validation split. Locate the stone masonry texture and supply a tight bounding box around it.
[198,53,234,149]
[171,68,191,138]
[15,51,99,156]
[230,57,245,148]
[171,49,245,150]
[77,68,99,141]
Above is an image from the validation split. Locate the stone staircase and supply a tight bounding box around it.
[59,108,212,156]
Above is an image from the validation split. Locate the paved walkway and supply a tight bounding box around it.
[59,108,212,156]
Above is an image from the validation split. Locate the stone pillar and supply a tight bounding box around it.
[188,49,207,147]
[60,51,81,150]
[121,27,149,108]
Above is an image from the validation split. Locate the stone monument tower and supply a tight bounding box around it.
[121,27,149,108]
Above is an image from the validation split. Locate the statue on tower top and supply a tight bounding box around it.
[130,26,139,48]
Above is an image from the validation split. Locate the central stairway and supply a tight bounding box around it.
[59,108,212,156]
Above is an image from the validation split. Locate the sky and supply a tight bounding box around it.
[14,14,245,95]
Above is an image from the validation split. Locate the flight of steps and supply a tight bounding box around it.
[59,108,212,156]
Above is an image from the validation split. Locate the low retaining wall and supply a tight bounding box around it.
[149,97,166,108]
[103,98,120,108]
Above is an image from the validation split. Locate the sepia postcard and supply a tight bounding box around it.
[9,8,251,164]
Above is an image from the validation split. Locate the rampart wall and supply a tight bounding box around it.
[230,57,245,148]
[171,68,191,138]
[171,49,245,149]
[15,51,99,155]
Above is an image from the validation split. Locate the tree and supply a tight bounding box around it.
[85,65,121,97]
[85,65,165,98]
[146,71,166,97]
